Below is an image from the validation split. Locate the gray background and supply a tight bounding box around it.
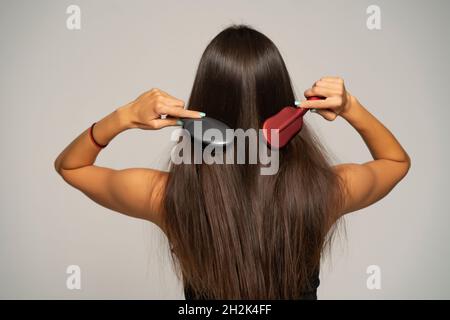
[1,0,449,299]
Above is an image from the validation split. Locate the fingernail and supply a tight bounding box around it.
[294,100,300,107]
[199,112,206,118]
[176,120,184,125]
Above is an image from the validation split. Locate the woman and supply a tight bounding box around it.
[54,25,411,299]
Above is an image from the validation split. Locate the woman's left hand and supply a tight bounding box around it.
[300,76,353,121]
[123,88,205,130]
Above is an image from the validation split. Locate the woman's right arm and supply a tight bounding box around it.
[300,77,411,217]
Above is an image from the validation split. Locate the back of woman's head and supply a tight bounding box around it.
[164,24,345,299]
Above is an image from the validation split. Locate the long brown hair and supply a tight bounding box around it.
[163,24,346,299]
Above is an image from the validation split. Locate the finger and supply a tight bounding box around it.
[160,95,185,108]
[300,95,343,109]
[319,76,344,84]
[147,118,183,129]
[148,88,185,108]
[304,87,340,99]
[312,108,338,121]
[314,80,342,90]
[155,89,185,107]
[158,103,204,119]
[299,98,332,109]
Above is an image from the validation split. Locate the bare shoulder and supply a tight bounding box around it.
[330,163,375,221]
[57,164,170,229]
[134,168,169,229]
[115,167,170,232]
[332,159,410,218]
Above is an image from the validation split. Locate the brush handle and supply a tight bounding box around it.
[276,96,324,132]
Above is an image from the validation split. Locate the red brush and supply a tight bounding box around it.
[262,96,324,148]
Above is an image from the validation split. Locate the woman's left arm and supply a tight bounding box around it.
[54,88,203,227]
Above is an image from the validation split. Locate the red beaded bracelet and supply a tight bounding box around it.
[89,122,108,148]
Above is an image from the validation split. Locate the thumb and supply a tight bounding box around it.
[147,118,183,129]
[312,108,338,121]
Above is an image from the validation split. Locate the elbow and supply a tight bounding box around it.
[54,159,60,174]
[54,156,64,176]
[54,162,72,185]
[400,152,412,179]
[404,151,411,171]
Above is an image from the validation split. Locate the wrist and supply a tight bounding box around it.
[340,95,366,126]
[116,103,138,130]
[340,94,358,119]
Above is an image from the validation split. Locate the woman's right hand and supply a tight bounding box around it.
[299,76,354,121]
[124,88,205,130]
